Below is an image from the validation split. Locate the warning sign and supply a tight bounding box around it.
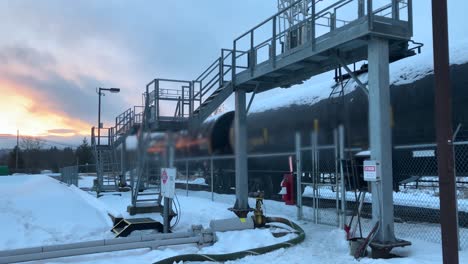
[161,168,176,198]
[161,170,168,184]
[363,160,380,182]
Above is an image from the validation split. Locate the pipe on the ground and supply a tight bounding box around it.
[0,227,214,264]
[153,217,305,264]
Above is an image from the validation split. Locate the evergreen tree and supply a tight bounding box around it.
[75,137,94,166]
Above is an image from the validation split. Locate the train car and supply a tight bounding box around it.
[149,62,468,197]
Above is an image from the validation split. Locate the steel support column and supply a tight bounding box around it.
[164,132,175,233]
[432,0,459,262]
[231,88,250,218]
[120,139,126,187]
[368,37,395,243]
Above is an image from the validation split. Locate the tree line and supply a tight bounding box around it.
[0,137,94,174]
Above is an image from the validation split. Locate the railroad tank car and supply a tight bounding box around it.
[157,62,468,197]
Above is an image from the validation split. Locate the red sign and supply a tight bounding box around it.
[161,169,168,184]
[364,166,376,172]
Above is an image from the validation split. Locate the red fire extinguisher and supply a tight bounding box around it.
[279,156,295,205]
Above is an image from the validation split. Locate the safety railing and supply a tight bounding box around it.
[115,108,133,135]
[145,79,197,123]
[231,0,412,85]
[193,48,247,105]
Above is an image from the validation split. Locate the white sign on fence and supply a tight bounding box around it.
[161,168,176,198]
[363,160,380,182]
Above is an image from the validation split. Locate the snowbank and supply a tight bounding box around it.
[0,175,113,250]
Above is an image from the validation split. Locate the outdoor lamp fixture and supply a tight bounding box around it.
[97,87,121,145]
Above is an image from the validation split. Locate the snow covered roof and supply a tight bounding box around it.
[248,39,468,114]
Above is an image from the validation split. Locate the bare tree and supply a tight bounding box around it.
[20,136,43,150]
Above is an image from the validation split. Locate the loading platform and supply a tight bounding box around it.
[92,1,419,253]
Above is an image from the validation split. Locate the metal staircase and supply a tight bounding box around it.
[91,127,120,193]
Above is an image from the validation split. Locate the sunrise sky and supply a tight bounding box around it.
[0,1,275,147]
[0,1,465,148]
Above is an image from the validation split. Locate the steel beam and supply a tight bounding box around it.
[231,88,250,217]
[368,37,395,243]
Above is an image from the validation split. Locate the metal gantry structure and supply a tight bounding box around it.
[91,0,417,256]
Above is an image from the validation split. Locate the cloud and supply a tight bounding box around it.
[47,129,77,134]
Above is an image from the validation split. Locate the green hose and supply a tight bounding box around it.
[153,217,305,264]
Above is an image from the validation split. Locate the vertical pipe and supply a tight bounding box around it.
[295,132,303,220]
[233,88,250,217]
[211,157,214,202]
[432,0,459,262]
[368,37,396,243]
[339,125,346,229]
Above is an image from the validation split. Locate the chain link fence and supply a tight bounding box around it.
[169,127,468,250]
[59,164,97,188]
[59,165,79,186]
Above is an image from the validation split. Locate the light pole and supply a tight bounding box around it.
[97,87,120,146]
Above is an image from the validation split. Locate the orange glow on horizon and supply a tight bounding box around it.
[0,80,90,138]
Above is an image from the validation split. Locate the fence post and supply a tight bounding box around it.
[186,160,189,197]
[339,125,346,229]
[334,127,340,227]
[211,157,214,202]
[295,132,303,220]
[453,123,462,250]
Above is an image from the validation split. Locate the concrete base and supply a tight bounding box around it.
[228,207,254,218]
[127,204,163,216]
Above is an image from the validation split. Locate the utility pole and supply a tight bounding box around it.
[431,0,459,263]
[16,130,19,170]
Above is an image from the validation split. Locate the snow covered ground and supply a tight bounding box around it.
[1,174,467,263]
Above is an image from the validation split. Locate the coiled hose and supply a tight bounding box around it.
[153,217,305,264]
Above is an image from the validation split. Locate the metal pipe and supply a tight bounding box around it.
[431,0,459,262]
[0,233,211,264]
